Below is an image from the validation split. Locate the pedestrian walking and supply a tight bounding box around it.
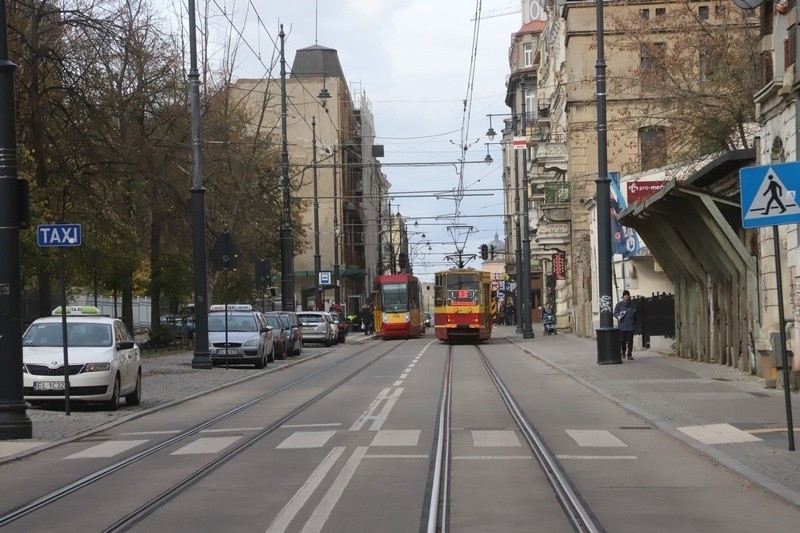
[360,304,373,335]
[613,290,638,360]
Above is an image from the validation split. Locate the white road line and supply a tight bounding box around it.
[565,429,627,447]
[453,455,531,460]
[65,440,149,459]
[350,388,392,431]
[119,431,180,436]
[556,455,638,460]
[471,430,521,447]
[200,427,262,433]
[277,431,337,449]
[677,423,763,444]
[370,429,421,447]
[171,436,240,455]
[266,447,345,533]
[393,380,403,387]
[364,454,428,459]
[399,373,408,379]
[302,446,368,533]
[281,423,342,429]
[368,388,404,431]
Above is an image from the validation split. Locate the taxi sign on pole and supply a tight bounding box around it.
[37,224,82,247]
[739,162,800,228]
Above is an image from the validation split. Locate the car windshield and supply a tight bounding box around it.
[265,316,282,329]
[23,322,113,347]
[297,314,322,324]
[208,313,257,332]
[381,283,409,312]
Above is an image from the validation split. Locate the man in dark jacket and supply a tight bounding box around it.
[613,290,637,360]
[360,304,373,335]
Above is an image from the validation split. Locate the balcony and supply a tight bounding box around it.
[540,182,571,223]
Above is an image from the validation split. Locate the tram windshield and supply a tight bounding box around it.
[381,283,409,312]
[446,275,479,306]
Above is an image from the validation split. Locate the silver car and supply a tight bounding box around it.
[208,304,274,368]
[296,311,335,347]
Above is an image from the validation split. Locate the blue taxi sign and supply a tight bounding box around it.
[739,162,800,228]
[37,224,82,247]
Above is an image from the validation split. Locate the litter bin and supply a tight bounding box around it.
[596,327,622,364]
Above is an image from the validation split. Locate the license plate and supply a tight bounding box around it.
[216,349,240,356]
[33,381,65,391]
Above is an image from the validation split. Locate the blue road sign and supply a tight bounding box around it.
[37,224,82,247]
[740,162,800,228]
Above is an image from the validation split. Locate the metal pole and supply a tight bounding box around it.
[279,26,294,311]
[0,0,32,438]
[333,149,341,305]
[520,78,534,339]
[773,225,795,451]
[312,118,321,310]
[514,131,523,333]
[595,0,620,364]
[59,251,71,415]
[188,0,211,369]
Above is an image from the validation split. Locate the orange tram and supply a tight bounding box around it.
[372,273,425,339]
[433,269,493,343]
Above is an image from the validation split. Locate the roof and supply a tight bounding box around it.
[684,149,756,188]
[515,20,545,35]
[290,44,347,82]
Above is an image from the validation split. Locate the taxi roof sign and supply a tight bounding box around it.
[209,304,253,311]
[52,305,103,316]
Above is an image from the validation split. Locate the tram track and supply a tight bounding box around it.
[0,340,411,530]
[426,343,603,533]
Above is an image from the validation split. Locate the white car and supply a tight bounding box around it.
[296,311,336,347]
[22,306,142,410]
[208,304,274,368]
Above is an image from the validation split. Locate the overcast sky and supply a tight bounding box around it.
[221,0,523,280]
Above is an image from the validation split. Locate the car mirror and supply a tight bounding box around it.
[116,340,135,350]
[261,326,272,333]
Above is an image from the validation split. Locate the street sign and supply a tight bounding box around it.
[497,291,505,300]
[513,136,527,150]
[740,162,800,228]
[37,224,82,247]
[490,280,500,291]
[210,231,240,271]
[319,271,332,285]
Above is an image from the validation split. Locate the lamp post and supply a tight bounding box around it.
[332,147,341,306]
[279,25,295,312]
[0,0,33,438]
[188,0,211,369]
[520,78,534,339]
[594,0,620,363]
[312,118,322,310]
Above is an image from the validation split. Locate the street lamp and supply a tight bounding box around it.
[312,118,322,310]
[595,0,620,363]
[519,77,534,339]
[279,26,295,312]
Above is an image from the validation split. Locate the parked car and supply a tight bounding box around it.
[296,311,336,347]
[207,304,274,368]
[329,312,349,343]
[264,313,289,360]
[160,312,195,340]
[424,312,432,327]
[323,312,340,345]
[22,305,142,410]
[279,311,303,356]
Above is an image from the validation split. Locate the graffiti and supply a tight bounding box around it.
[599,295,613,314]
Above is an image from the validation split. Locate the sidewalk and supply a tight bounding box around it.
[498,326,800,508]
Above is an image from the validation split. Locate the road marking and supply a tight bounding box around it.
[453,455,531,460]
[282,423,342,428]
[171,436,240,455]
[566,429,626,447]
[364,454,428,459]
[399,373,408,379]
[119,430,180,436]
[393,380,403,386]
[277,431,337,449]
[557,455,638,460]
[471,430,521,447]
[677,423,763,444]
[302,447,368,533]
[370,429,421,447]
[66,440,148,459]
[368,388,403,431]
[350,388,391,431]
[266,447,345,533]
[200,427,262,433]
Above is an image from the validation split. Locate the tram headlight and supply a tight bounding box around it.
[404,313,410,323]
[382,313,388,323]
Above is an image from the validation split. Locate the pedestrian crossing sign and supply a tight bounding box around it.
[739,162,800,229]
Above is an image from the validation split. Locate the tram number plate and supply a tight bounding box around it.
[33,381,65,391]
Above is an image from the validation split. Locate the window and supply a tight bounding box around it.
[698,5,709,19]
[640,9,650,19]
[640,42,665,70]
[655,8,666,17]
[523,43,533,67]
[639,127,667,171]
[381,283,409,312]
[524,87,536,126]
[445,275,480,306]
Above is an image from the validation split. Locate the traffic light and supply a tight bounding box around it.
[480,244,489,260]
[490,245,496,259]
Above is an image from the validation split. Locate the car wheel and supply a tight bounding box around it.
[105,375,120,411]
[125,370,142,406]
[278,343,287,360]
[324,336,331,347]
[294,339,302,356]
[255,350,266,369]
